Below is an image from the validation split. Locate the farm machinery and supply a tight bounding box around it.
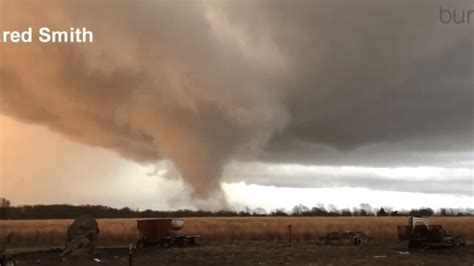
[136,218,200,248]
[397,216,465,249]
[0,233,16,266]
[318,231,371,246]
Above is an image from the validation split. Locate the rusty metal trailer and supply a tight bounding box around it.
[135,218,200,248]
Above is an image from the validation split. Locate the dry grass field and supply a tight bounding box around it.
[1,217,473,248]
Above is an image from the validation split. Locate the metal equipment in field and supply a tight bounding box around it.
[397,216,465,249]
[0,233,16,266]
[135,218,200,248]
[318,231,371,246]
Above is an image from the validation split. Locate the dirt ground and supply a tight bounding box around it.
[9,241,474,266]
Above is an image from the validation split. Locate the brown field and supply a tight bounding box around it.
[2,217,474,265]
[1,217,473,248]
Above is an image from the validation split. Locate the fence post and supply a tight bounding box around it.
[288,224,292,243]
[129,244,133,266]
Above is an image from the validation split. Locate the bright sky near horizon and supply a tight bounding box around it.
[1,115,472,211]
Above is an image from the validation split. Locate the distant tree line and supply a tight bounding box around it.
[288,203,472,217]
[0,198,472,220]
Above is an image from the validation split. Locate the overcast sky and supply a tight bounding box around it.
[0,0,473,211]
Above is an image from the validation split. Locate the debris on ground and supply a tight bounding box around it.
[318,231,371,246]
[393,250,410,255]
[61,215,100,256]
[0,233,17,266]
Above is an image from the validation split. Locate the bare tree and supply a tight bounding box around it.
[0,198,11,208]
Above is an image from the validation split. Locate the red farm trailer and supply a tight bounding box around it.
[136,218,200,248]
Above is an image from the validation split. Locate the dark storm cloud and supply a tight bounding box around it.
[219,0,473,164]
[0,0,472,199]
